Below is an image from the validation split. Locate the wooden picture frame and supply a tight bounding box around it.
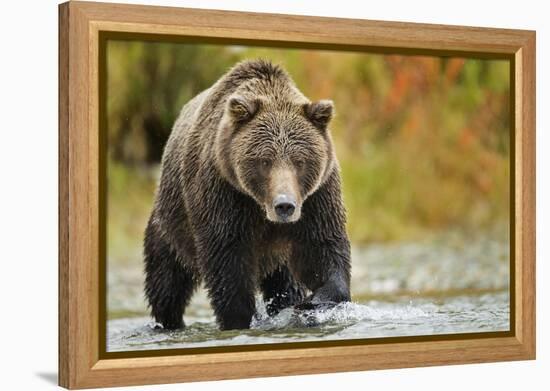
[58,1,536,388]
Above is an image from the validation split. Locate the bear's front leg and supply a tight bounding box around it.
[290,170,352,308]
[306,269,350,306]
[200,238,256,330]
[292,239,351,309]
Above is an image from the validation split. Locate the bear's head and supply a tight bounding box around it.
[215,62,336,223]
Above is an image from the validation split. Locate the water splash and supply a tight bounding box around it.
[107,292,509,352]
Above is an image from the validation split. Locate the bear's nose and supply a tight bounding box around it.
[273,194,296,219]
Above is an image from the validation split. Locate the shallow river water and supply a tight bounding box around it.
[107,232,510,352]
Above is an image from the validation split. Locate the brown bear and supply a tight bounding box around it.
[144,59,351,330]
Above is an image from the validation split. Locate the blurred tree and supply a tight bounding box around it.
[107,41,239,164]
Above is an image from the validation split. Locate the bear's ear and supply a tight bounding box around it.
[303,100,334,131]
[227,95,260,124]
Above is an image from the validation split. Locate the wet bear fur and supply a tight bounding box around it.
[144,59,351,330]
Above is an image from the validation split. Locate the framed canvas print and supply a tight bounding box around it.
[58,1,536,389]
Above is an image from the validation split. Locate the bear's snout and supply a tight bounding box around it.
[265,166,302,223]
[273,194,296,220]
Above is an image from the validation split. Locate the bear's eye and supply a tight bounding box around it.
[260,159,271,169]
[295,160,305,169]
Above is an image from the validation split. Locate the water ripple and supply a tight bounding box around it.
[107,291,509,352]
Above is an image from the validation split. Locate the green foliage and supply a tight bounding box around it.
[106,41,510,246]
[107,161,157,264]
[107,41,239,163]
